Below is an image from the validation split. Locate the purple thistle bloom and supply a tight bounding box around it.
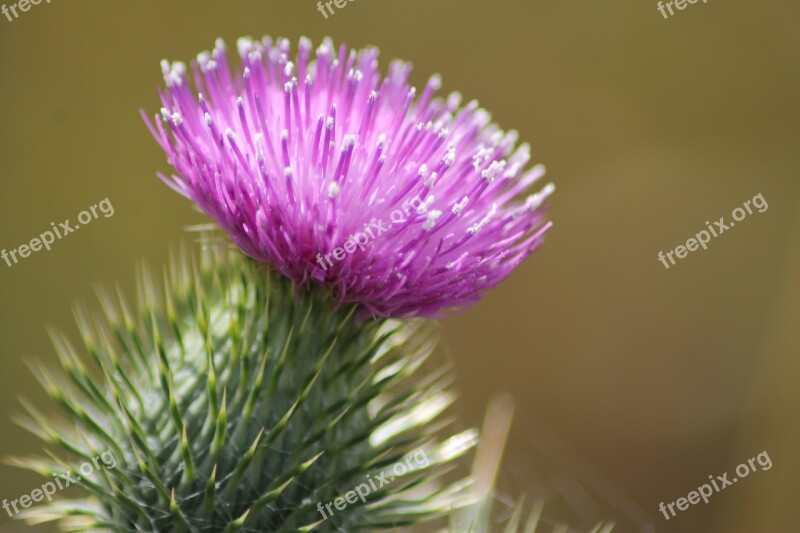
[144,36,554,318]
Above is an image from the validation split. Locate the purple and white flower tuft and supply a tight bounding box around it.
[144,36,554,318]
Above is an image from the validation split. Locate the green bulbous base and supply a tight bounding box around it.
[10,244,476,532]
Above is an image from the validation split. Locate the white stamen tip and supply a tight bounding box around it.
[444,148,456,166]
[525,183,556,212]
[198,56,217,71]
[475,109,491,126]
[327,182,341,198]
[161,61,186,87]
[225,128,236,140]
[467,203,498,235]
[447,91,462,110]
[503,162,522,180]
[237,37,254,58]
[452,196,469,216]
[472,144,493,171]
[254,132,264,157]
[423,171,438,188]
[481,160,507,183]
[422,210,443,231]
[418,164,429,178]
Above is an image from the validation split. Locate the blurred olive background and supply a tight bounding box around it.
[1,1,798,531]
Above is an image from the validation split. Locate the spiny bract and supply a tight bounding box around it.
[10,244,477,532]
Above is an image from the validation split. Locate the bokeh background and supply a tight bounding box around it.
[1,1,798,531]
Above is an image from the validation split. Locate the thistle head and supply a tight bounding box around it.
[145,36,553,317]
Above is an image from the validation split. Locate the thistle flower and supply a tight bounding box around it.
[145,36,554,317]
